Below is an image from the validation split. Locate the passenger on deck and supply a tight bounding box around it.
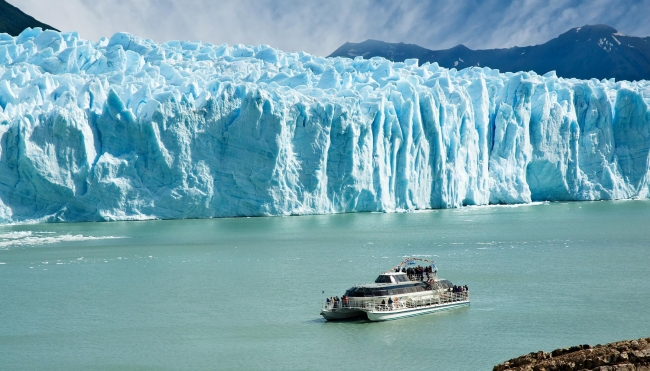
[387,297,393,309]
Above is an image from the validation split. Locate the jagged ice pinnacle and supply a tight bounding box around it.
[0,28,649,223]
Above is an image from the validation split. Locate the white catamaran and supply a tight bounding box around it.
[320,258,469,321]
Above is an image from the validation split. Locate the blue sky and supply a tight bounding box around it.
[9,0,650,56]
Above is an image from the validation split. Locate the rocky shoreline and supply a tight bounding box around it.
[494,337,650,371]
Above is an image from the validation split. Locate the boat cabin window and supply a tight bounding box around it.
[374,275,395,284]
[345,281,430,298]
[437,279,453,289]
[347,288,393,297]
[394,275,410,283]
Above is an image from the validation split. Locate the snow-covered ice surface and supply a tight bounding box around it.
[0,28,649,223]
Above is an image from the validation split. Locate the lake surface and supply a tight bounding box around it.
[1,201,649,370]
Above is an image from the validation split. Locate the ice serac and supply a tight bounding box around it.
[0,29,650,223]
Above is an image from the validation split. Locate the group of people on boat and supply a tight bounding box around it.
[379,297,400,310]
[396,265,435,281]
[449,285,468,293]
[326,296,349,308]
[445,285,469,301]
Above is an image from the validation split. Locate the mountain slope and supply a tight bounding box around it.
[0,0,58,36]
[330,25,650,81]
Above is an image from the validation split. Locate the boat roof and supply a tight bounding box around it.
[351,270,450,289]
[355,282,424,289]
[350,277,451,290]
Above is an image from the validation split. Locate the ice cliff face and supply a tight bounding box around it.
[0,28,649,223]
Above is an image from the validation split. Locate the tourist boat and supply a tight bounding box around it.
[320,258,469,321]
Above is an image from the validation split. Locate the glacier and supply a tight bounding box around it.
[0,28,649,223]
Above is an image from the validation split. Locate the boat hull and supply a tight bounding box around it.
[365,300,469,321]
[320,307,367,321]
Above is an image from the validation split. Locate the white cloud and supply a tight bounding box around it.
[7,0,650,56]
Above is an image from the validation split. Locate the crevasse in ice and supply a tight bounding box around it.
[0,28,649,222]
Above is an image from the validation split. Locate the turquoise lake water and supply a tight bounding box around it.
[1,201,649,370]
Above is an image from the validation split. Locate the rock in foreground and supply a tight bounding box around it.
[494,337,650,371]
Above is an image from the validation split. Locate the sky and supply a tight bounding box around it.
[9,0,650,57]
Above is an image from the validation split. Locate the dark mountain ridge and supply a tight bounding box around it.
[330,25,650,81]
[0,0,58,36]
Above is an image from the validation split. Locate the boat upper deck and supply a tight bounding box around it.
[343,271,455,298]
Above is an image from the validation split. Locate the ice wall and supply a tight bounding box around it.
[0,28,649,223]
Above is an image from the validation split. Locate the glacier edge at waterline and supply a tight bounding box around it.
[0,28,649,223]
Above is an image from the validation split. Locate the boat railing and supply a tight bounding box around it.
[322,291,469,312]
